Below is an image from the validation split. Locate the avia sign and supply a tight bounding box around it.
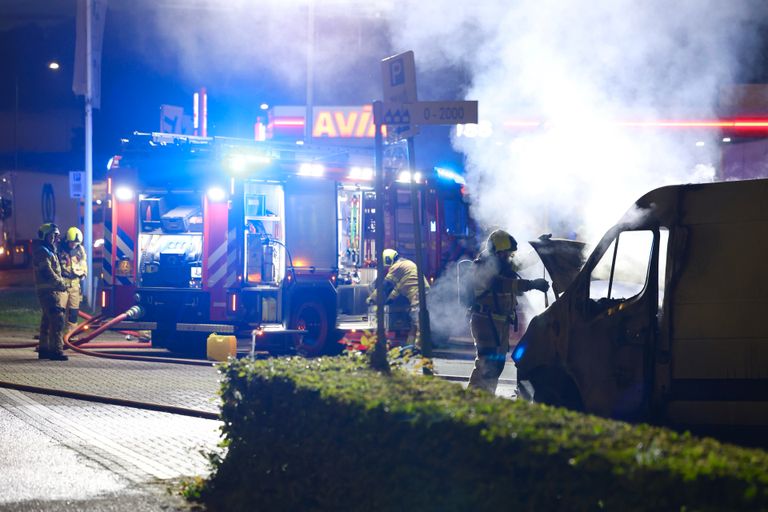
[313,105,377,138]
[270,105,384,140]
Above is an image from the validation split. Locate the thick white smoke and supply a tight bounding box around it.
[390,0,762,246]
[388,0,764,326]
[126,0,763,245]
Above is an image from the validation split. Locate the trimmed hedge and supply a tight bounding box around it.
[199,356,768,511]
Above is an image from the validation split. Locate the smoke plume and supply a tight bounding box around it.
[123,0,765,327]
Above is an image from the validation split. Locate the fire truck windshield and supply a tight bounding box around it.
[137,192,203,288]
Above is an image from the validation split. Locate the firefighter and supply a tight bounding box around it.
[367,249,430,349]
[466,230,549,393]
[33,223,68,361]
[59,227,88,333]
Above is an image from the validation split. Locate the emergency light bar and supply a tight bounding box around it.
[227,154,272,173]
[435,167,466,185]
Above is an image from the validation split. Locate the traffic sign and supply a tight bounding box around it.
[69,171,84,199]
[382,51,417,104]
[380,101,478,126]
[381,51,420,139]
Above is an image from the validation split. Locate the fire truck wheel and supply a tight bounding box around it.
[290,300,335,357]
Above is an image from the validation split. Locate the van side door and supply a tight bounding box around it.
[569,229,662,419]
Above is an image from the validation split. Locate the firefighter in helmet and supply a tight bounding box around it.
[466,229,549,393]
[367,249,430,349]
[59,227,88,333]
[32,223,68,360]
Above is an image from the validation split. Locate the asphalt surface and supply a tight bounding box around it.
[0,314,515,511]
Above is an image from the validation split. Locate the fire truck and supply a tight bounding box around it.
[101,132,471,355]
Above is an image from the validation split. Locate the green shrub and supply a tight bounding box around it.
[199,356,768,511]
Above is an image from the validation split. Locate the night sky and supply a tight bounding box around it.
[0,1,466,179]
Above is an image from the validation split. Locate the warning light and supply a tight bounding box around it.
[207,187,226,202]
[298,163,325,177]
[115,186,135,202]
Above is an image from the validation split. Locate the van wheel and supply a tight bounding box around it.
[290,301,334,357]
[530,367,583,411]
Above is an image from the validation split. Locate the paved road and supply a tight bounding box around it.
[0,327,517,511]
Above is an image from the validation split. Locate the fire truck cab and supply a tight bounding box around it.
[101,133,471,355]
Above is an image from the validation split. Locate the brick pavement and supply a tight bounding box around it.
[0,333,224,495]
[0,328,512,507]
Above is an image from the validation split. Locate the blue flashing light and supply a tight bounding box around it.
[435,167,466,185]
[228,155,247,173]
[511,340,527,363]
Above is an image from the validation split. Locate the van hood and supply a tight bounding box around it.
[529,234,587,297]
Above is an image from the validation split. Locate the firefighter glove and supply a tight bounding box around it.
[531,278,549,293]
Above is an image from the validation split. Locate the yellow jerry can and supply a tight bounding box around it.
[206,333,237,362]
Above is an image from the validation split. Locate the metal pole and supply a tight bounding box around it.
[84,0,94,308]
[371,101,388,371]
[305,0,315,142]
[13,74,18,172]
[407,137,432,363]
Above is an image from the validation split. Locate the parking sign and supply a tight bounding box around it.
[381,51,419,139]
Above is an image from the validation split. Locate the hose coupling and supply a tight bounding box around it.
[125,305,145,320]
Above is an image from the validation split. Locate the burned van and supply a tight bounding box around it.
[514,179,768,434]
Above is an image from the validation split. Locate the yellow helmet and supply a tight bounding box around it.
[37,223,60,241]
[66,227,83,244]
[487,229,517,253]
[383,248,399,266]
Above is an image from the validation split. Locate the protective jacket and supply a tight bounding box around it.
[32,240,67,295]
[59,243,88,282]
[469,252,536,323]
[369,257,429,306]
[466,251,545,393]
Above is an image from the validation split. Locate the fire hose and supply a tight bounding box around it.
[63,306,214,366]
[0,309,150,349]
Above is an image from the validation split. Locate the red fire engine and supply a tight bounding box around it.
[100,132,471,355]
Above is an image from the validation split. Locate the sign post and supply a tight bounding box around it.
[381,52,434,366]
[371,101,388,371]
[378,52,479,370]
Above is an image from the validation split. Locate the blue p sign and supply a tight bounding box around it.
[389,58,405,87]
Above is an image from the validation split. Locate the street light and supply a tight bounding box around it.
[48,61,60,70]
